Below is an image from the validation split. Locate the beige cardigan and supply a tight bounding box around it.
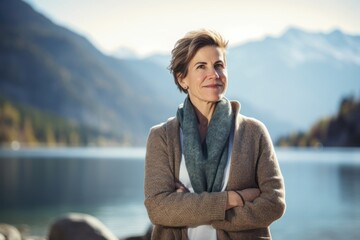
[144,101,286,240]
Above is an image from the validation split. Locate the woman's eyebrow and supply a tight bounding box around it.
[194,61,207,66]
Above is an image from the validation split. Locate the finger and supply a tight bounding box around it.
[176,187,185,192]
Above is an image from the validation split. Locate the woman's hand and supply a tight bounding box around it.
[226,191,242,209]
[175,182,189,193]
[240,188,261,202]
[226,188,260,210]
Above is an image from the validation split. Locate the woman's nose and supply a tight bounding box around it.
[208,67,220,79]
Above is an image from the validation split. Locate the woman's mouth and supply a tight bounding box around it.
[204,84,223,88]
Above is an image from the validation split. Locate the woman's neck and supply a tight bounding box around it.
[190,98,218,142]
[192,101,216,125]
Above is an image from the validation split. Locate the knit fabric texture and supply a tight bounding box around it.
[144,101,286,240]
[176,97,233,193]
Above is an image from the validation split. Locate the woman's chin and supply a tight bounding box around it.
[205,95,225,103]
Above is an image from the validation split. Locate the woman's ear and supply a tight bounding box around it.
[177,73,188,90]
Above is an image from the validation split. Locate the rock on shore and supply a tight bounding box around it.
[0,224,22,240]
[1,213,152,240]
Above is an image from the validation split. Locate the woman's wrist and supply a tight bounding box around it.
[234,191,245,206]
[226,191,242,209]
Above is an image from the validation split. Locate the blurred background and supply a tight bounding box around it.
[0,0,359,239]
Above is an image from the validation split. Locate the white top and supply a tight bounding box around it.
[179,129,233,240]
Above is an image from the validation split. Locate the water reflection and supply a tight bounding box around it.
[1,148,360,240]
[271,149,360,240]
[338,165,360,203]
[0,157,144,207]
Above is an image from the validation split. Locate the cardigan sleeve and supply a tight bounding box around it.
[144,123,228,227]
[211,120,286,231]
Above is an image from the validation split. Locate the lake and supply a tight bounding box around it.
[0,147,359,239]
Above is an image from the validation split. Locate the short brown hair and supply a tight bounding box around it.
[169,29,228,93]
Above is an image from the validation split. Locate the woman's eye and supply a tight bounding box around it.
[196,65,205,69]
[215,64,224,69]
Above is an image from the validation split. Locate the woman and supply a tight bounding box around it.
[144,29,286,240]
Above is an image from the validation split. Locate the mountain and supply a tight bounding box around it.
[226,27,360,131]
[277,95,360,147]
[0,0,176,145]
[112,47,139,59]
[0,96,111,147]
[1,0,360,146]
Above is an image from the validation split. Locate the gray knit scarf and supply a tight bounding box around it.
[177,97,233,193]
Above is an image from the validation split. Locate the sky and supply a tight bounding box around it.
[23,0,360,57]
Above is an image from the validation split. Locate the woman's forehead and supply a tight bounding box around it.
[190,46,225,63]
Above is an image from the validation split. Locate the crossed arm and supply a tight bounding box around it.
[144,124,285,230]
[175,182,260,210]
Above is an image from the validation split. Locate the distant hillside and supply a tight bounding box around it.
[277,95,360,147]
[226,28,360,131]
[0,0,175,145]
[0,97,119,147]
[2,0,360,146]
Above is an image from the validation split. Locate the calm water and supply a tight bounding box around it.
[0,147,359,239]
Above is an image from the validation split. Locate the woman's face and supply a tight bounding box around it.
[178,45,227,106]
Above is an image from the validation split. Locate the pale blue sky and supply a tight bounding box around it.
[24,0,360,57]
